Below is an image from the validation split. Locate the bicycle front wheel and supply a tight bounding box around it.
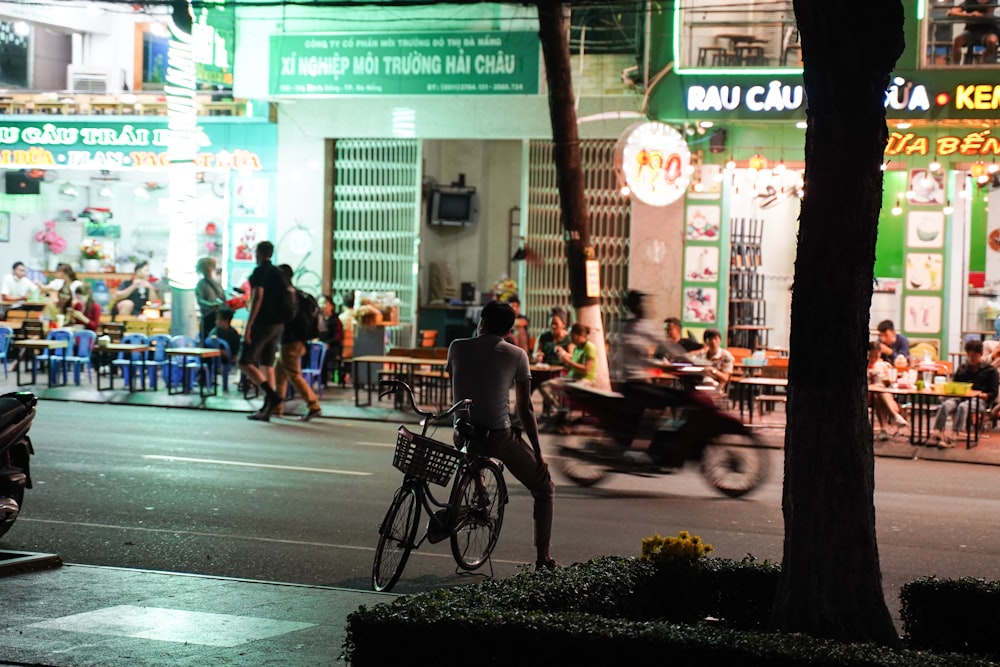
[372,485,420,592]
[450,460,507,570]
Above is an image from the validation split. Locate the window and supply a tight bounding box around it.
[678,0,798,69]
[924,0,1000,67]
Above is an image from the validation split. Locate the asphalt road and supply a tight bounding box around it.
[3,401,1000,618]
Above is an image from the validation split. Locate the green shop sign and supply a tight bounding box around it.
[269,31,540,96]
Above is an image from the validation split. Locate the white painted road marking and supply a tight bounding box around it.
[144,454,371,476]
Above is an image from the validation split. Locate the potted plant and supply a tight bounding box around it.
[80,241,106,273]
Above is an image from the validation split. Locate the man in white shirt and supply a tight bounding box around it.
[695,327,736,387]
[1,262,39,303]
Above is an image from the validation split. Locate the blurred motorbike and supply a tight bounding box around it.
[0,391,37,538]
[555,364,769,498]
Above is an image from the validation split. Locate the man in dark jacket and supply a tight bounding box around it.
[928,339,999,448]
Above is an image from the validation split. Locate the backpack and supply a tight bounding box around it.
[275,283,297,322]
[289,289,320,341]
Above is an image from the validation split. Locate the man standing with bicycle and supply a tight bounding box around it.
[447,300,556,570]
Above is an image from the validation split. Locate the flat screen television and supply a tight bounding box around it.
[5,170,39,195]
[429,186,478,226]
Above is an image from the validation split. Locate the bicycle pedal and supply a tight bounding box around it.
[427,509,450,544]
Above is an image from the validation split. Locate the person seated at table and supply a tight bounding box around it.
[949,0,1000,64]
[664,317,705,353]
[42,285,73,324]
[114,261,158,317]
[539,323,596,423]
[501,295,532,355]
[41,263,82,299]
[694,328,735,389]
[928,339,999,448]
[867,341,909,441]
[208,306,242,365]
[1,261,42,304]
[68,284,101,332]
[877,319,909,363]
[533,308,572,366]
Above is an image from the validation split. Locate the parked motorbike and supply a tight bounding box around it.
[0,391,37,538]
[555,365,769,498]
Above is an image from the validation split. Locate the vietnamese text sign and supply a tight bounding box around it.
[269,32,540,96]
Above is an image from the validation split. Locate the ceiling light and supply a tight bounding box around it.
[891,197,903,216]
[943,200,954,215]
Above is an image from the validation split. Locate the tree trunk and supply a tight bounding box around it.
[770,1,904,645]
[536,1,610,390]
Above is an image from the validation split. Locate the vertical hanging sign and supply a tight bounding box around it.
[166,1,198,292]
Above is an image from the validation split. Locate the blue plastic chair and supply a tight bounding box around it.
[165,335,200,391]
[0,325,12,378]
[34,329,73,384]
[111,333,149,387]
[145,334,172,391]
[203,335,233,392]
[67,330,97,385]
[301,342,327,396]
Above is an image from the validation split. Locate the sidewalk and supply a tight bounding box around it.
[0,560,394,666]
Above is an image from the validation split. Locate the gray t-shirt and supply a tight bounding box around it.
[447,333,531,430]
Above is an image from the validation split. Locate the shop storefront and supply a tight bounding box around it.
[235,3,642,347]
[0,118,276,314]
[642,1,1000,361]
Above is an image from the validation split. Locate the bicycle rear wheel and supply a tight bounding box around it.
[450,460,507,570]
[372,485,420,591]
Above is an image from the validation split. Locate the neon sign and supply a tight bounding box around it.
[955,85,1000,110]
[615,122,690,207]
[687,81,803,112]
[886,130,1000,157]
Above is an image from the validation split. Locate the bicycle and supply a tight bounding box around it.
[372,379,509,592]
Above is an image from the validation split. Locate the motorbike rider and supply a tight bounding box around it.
[609,291,702,455]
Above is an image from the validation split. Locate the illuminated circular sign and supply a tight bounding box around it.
[615,121,691,207]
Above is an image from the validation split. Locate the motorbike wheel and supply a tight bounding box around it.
[556,444,608,487]
[0,483,24,539]
[700,433,770,498]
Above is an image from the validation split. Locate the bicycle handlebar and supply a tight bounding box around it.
[378,380,472,422]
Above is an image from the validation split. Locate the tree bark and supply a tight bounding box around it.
[769,1,904,645]
[536,1,609,389]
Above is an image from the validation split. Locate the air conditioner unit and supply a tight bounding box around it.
[66,65,123,94]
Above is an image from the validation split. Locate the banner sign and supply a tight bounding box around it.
[269,31,540,96]
[0,122,266,170]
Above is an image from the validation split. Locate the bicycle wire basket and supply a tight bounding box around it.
[393,426,462,486]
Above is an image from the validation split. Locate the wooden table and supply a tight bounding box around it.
[165,347,221,397]
[353,355,448,408]
[530,364,565,393]
[733,376,787,424]
[869,384,986,449]
[961,330,995,341]
[12,339,68,387]
[96,343,150,392]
